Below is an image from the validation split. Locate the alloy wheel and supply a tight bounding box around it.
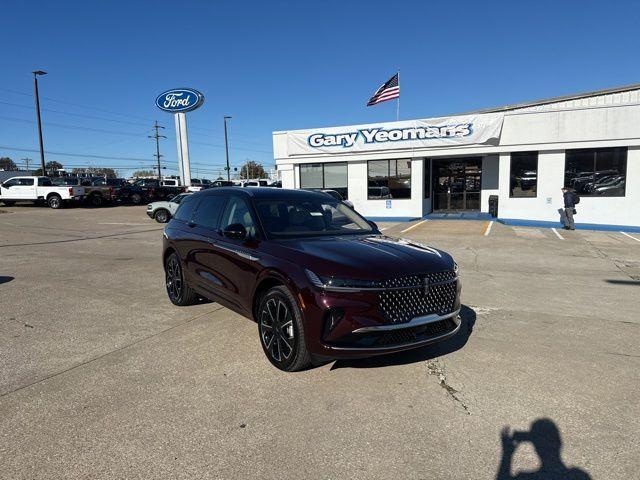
[260,298,295,362]
[156,210,168,223]
[166,256,183,302]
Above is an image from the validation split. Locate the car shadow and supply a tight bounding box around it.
[329,305,476,370]
[0,276,14,285]
[496,418,592,479]
[605,279,640,286]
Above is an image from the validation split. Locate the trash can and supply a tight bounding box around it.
[488,195,498,218]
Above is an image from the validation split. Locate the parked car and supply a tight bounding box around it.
[211,180,234,187]
[0,176,84,208]
[116,182,148,204]
[131,178,185,201]
[52,177,117,207]
[311,189,354,209]
[163,188,461,371]
[146,193,191,223]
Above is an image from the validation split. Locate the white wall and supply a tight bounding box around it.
[497,148,640,227]
[347,159,424,219]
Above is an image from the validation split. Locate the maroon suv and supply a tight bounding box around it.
[163,188,461,371]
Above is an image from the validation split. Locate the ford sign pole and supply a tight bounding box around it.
[155,88,205,188]
[33,70,47,174]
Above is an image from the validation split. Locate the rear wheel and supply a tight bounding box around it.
[131,193,142,205]
[89,193,103,207]
[258,286,311,371]
[154,209,170,223]
[165,252,198,306]
[47,194,62,209]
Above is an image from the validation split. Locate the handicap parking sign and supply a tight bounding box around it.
[386,200,392,209]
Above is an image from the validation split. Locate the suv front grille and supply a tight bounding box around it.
[379,271,458,324]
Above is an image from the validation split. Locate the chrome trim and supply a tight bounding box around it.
[352,308,461,333]
[328,314,461,351]
[317,275,458,293]
[214,242,260,262]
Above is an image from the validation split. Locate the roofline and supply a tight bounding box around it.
[452,82,640,115]
[273,82,640,134]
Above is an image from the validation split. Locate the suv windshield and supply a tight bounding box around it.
[256,197,372,238]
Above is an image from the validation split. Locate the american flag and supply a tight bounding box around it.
[367,73,400,106]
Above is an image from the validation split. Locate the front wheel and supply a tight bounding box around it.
[154,209,170,223]
[47,194,62,209]
[131,193,142,205]
[165,252,198,306]
[89,194,103,207]
[258,286,311,371]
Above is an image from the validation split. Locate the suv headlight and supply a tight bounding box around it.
[305,269,383,291]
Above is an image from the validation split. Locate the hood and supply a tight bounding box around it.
[270,234,454,280]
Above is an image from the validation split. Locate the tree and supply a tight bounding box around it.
[240,160,267,179]
[0,157,17,171]
[45,161,63,172]
[132,170,155,178]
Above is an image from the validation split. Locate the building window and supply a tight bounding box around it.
[564,147,627,197]
[424,159,431,198]
[510,152,538,198]
[367,159,411,199]
[300,162,348,199]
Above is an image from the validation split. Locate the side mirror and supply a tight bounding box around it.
[223,223,247,240]
[2,183,9,188]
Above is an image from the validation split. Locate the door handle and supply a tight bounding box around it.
[213,241,260,262]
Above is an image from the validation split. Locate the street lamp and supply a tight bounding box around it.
[32,70,47,175]
[223,116,232,181]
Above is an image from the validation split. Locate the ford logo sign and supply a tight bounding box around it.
[155,88,205,113]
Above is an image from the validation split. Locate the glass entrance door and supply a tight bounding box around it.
[432,157,482,211]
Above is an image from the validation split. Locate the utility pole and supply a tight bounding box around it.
[223,116,232,181]
[22,158,32,172]
[148,121,166,180]
[32,70,47,174]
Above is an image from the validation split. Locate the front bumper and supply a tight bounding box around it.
[300,274,462,359]
[146,209,154,219]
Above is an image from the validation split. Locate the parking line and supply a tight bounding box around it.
[483,221,494,236]
[400,219,427,234]
[620,231,640,242]
[551,227,564,240]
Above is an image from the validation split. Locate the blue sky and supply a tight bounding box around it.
[1,0,639,178]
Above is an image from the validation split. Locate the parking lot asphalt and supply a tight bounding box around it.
[1,206,638,479]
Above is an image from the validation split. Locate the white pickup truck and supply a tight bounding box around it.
[0,176,85,209]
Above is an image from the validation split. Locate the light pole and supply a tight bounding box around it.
[32,70,47,175]
[223,116,232,181]
[148,121,166,180]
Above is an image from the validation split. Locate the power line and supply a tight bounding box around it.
[148,121,166,179]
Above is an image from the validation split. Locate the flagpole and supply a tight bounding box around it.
[396,69,400,121]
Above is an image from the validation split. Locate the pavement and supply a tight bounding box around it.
[0,205,638,479]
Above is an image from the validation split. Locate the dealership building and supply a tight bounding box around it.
[273,83,640,229]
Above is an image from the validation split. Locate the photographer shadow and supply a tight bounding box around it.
[330,305,476,370]
[497,418,591,479]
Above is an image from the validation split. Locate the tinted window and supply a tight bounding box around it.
[38,177,53,186]
[300,162,348,199]
[367,159,411,199]
[220,197,257,239]
[256,196,372,238]
[3,178,19,187]
[510,152,538,198]
[565,147,626,196]
[18,178,35,186]
[173,195,200,222]
[192,196,227,230]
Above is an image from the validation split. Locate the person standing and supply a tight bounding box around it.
[561,187,577,230]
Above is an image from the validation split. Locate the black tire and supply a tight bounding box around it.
[1,200,15,206]
[131,193,142,205]
[154,209,170,223]
[165,252,198,306]
[258,286,311,371]
[89,194,103,207]
[47,194,62,209]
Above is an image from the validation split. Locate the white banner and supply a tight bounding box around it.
[286,113,504,155]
